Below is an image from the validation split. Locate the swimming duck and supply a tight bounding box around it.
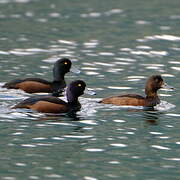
[3,58,78,96]
[100,75,173,107]
[13,80,89,114]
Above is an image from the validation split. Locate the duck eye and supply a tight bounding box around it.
[64,61,68,65]
[155,78,159,83]
[77,84,82,87]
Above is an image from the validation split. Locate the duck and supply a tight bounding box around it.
[100,75,173,107]
[13,80,88,114]
[3,58,78,96]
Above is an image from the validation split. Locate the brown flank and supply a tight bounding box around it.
[16,81,52,93]
[17,100,68,113]
[100,96,146,106]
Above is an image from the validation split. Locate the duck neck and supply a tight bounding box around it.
[53,72,65,82]
[145,91,158,98]
[67,97,81,115]
[51,79,66,96]
[145,88,160,106]
[67,91,79,105]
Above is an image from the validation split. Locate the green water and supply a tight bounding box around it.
[0,0,180,179]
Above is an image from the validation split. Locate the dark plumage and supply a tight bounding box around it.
[100,75,173,107]
[13,80,86,114]
[3,58,72,96]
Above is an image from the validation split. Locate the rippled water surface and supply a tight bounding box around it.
[0,0,180,179]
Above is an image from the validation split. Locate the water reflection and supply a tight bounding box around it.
[137,34,180,42]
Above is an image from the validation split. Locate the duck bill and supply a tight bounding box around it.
[70,66,81,74]
[161,83,174,90]
[84,88,96,95]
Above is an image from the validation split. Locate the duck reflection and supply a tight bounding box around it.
[31,112,81,122]
[142,111,161,125]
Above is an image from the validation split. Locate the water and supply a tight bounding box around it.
[0,0,180,179]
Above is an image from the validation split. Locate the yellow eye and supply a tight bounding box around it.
[64,62,68,65]
[78,84,82,87]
